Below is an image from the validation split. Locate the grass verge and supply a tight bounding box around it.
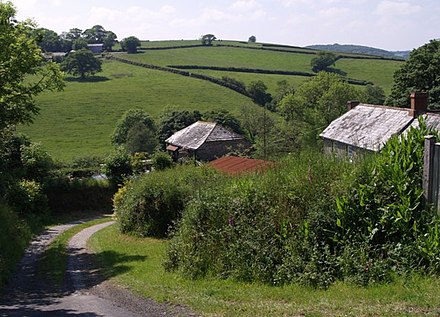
[38,216,112,287]
[89,225,440,316]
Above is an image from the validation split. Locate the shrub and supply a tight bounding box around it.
[151,151,173,170]
[102,148,133,185]
[20,142,54,181]
[333,118,440,281]
[114,165,220,237]
[6,179,49,215]
[165,151,359,285]
[0,202,32,289]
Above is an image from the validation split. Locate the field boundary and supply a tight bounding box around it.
[107,55,252,98]
[137,42,405,62]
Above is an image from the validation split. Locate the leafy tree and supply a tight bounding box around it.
[387,40,440,108]
[102,148,133,185]
[0,2,64,131]
[82,25,117,51]
[158,109,202,145]
[248,35,256,43]
[221,76,246,92]
[311,51,337,72]
[102,31,117,51]
[151,151,173,170]
[125,121,158,154]
[111,109,156,149]
[363,84,386,105]
[247,80,273,108]
[61,49,102,79]
[203,109,244,134]
[64,28,83,41]
[278,72,362,145]
[239,104,274,143]
[201,34,216,46]
[36,28,63,52]
[120,36,141,54]
[72,38,88,50]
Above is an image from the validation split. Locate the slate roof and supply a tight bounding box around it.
[209,156,273,175]
[165,121,245,150]
[320,104,440,152]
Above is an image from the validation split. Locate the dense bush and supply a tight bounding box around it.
[114,165,221,237]
[0,202,32,289]
[333,119,440,282]
[151,151,173,171]
[164,151,359,285]
[166,119,440,288]
[45,177,115,213]
[102,148,133,185]
[6,179,49,215]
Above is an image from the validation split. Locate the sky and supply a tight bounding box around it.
[10,0,440,51]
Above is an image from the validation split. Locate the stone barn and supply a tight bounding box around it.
[165,121,251,161]
[320,92,440,157]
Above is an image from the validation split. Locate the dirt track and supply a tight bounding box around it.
[0,220,195,316]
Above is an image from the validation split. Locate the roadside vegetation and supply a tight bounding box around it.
[90,225,440,316]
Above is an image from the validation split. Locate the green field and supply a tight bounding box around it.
[20,60,252,161]
[19,40,403,162]
[122,47,314,72]
[89,224,440,317]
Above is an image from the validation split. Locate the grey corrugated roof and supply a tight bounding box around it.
[320,104,414,151]
[165,121,245,150]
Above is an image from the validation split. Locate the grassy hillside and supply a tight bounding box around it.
[20,60,252,161]
[19,40,403,161]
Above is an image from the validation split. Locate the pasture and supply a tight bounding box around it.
[20,40,403,161]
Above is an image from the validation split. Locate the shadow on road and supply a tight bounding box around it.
[0,307,103,316]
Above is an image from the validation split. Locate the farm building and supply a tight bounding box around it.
[165,121,251,161]
[320,92,440,156]
[87,44,104,54]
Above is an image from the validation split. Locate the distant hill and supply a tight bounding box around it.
[306,44,410,60]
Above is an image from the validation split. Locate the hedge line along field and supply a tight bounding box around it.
[19,40,403,161]
[19,60,253,161]
[121,44,402,92]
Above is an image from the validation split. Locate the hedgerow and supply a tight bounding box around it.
[165,119,440,287]
[114,165,223,238]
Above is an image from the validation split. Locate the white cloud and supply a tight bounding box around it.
[375,1,421,16]
[230,0,259,11]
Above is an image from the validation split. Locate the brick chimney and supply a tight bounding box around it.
[347,100,360,111]
[409,91,428,118]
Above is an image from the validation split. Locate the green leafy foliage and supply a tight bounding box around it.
[333,118,440,281]
[111,109,156,149]
[102,148,133,185]
[247,80,273,107]
[201,34,216,46]
[151,151,173,170]
[0,2,64,130]
[120,36,141,54]
[311,51,337,72]
[61,49,102,78]
[0,202,32,288]
[6,179,49,215]
[278,72,363,146]
[165,151,358,285]
[388,40,440,108]
[114,165,220,237]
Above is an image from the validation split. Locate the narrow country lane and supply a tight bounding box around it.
[0,220,196,317]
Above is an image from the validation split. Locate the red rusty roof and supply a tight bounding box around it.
[209,156,273,175]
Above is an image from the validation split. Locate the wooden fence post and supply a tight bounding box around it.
[433,142,440,211]
[424,135,436,204]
